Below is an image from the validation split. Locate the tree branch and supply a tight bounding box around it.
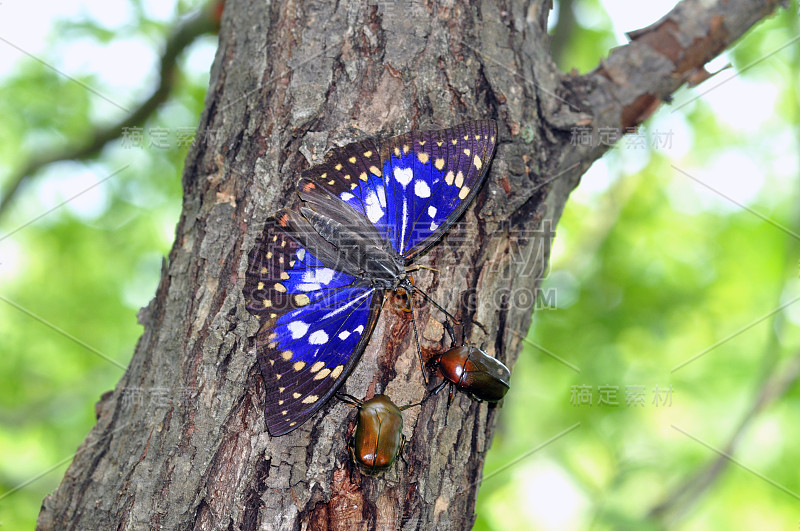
[0,3,220,220]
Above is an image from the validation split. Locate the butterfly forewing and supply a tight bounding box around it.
[380,120,497,260]
[244,222,384,436]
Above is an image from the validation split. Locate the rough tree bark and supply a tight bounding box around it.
[38,0,783,529]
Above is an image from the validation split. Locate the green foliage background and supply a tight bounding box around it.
[1,1,798,529]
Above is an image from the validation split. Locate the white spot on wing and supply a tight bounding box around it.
[309,330,329,344]
[365,190,384,223]
[428,205,437,218]
[303,268,334,284]
[340,192,355,202]
[354,325,365,334]
[414,180,431,198]
[296,248,306,261]
[338,330,351,340]
[394,167,413,187]
[287,321,309,339]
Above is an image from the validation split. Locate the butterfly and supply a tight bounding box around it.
[243,120,497,435]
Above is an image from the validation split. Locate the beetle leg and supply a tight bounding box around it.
[431,380,448,397]
[336,393,363,408]
[443,319,457,347]
[398,434,408,466]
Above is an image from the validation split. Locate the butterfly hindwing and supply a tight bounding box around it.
[244,222,384,435]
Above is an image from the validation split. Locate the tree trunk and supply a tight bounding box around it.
[38,0,782,529]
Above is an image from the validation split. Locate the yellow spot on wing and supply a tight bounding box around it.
[263,300,272,308]
[359,172,368,181]
[314,368,331,380]
[418,140,426,146]
[364,150,373,158]
[257,282,265,290]
[281,351,293,361]
[260,267,268,274]
[335,163,343,171]
[320,173,327,179]
[348,156,356,163]
[280,272,289,280]
[293,392,301,398]
[402,144,409,154]
[279,387,285,393]
[436,140,443,147]
[473,155,482,170]
[274,283,287,293]
[459,186,471,199]
[451,139,457,145]
[455,171,464,188]
[289,421,297,426]
[294,294,310,306]
[394,147,401,157]
[293,361,306,371]
[463,148,470,156]
[344,174,351,180]
[369,166,381,176]
[435,158,445,170]
[266,252,273,259]
[302,395,319,404]
[282,410,288,415]
[418,152,429,164]
[331,365,344,378]
[310,361,325,373]
[445,171,454,185]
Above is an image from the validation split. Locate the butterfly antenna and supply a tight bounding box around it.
[407,294,430,384]
[410,285,459,325]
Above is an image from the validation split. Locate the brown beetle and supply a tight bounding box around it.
[338,393,423,474]
[428,321,510,404]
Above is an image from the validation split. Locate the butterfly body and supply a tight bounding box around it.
[244,120,498,436]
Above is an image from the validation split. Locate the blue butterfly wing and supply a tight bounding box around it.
[243,221,384,436]
[383,120,497,261]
